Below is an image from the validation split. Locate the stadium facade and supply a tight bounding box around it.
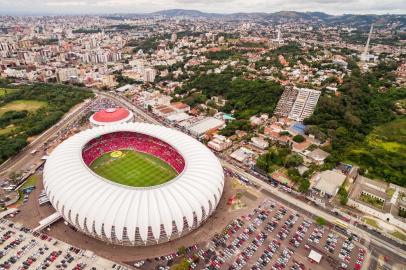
[43,123,224,246]
[89,107,133,127]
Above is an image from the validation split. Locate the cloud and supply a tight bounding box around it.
[45,1,88,6]
[0,0,404,14]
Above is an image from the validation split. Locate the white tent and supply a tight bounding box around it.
[308,250,322,263]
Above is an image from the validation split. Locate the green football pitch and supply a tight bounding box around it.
[89,150,178,187]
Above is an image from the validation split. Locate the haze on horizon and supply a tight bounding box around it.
[0,0,405,15]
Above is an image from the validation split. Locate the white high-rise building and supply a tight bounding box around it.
[360,24,377,62]
[288,88,321,122]
[143,68,156,83]
[171,32,177,43]
[57,68,78,82]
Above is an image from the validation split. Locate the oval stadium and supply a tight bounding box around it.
[43,123,224,246]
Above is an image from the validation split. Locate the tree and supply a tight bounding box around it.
[292,134,305,143]
[279,131,290,136]
[219,119,252,137]
[304,61,406,186]
[338,186,348,205]
[284,154,304,168]
[315,216,327,226]
[177,246,186,256]
[0,83,93,164]
[298,179,310,192]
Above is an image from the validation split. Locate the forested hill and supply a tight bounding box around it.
[304,61,406,186]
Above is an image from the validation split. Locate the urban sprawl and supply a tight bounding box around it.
[0,10,405,270]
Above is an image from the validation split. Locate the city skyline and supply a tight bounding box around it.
[0,0,405,15]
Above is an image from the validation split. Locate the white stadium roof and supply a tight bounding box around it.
[43,123,224,246]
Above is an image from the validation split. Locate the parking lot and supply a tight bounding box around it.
[181,199,367,270]
[0,219,127,270]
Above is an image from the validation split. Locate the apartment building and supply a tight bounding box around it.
[288,88,321,122]
[274,86,299,117]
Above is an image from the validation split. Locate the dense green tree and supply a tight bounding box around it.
[292,134,305,143]
[284,154,304,168]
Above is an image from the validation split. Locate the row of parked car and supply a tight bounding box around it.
[251,239,281,270]
[289,219,312,248]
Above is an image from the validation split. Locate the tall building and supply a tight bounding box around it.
[360,24,377,62]
[56,68,78,82]
[271,28,284,45]
[288,88,321,122]
[171,32,177,43]
[274,86,298,117]
[143,67,156,83]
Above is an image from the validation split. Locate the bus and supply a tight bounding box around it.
[333,219,349,229]
[239,175,249,184]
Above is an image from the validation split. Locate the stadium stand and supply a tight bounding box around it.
[82,132,185,173]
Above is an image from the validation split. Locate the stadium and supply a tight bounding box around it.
[89,107,134,127]
[43,123,224,246]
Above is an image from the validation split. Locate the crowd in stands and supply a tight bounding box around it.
[82,132,185,173]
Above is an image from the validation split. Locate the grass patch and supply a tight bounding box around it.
[362,217,381,229]
[368,118,406,144]
[0,88,17,97]
[390,230,406,241]
[367,136,404,153]
[365,118,406,156]
[0,100,47,116]
[20,175,39,189]
[386,188,395,198]
[0,125,15,135]
[315,216,327,226]
[16,175,39,205]
[90,150,178,187]
[360,194,384,209]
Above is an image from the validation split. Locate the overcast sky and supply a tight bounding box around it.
[0,0,405,15]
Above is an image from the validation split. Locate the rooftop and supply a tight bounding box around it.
[92,107,130,123]
[307,148,330,161]
[314,170,346,195]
